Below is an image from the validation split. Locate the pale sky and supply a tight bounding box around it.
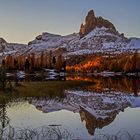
[0,0,140,44]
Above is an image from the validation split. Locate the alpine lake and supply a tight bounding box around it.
[0,69,140,140]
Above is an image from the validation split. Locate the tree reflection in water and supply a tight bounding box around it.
[0,102,10,138]
[66,75,140,96]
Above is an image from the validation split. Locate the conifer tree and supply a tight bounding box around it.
[40,51,44,68]
[30,53,35,70]
[48,50,52,68]
[52,56,56,68]
[56,55,63,71]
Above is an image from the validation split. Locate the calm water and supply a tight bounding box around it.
[0,73,140,140]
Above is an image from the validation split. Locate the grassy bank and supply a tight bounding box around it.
[0,81,91,103]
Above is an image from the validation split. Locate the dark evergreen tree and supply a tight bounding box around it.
[2,59,5,67]
[62,61,66,72]
[40,51,44,68]
[56,55,63,72]
[30,53,35,70]
[52,56,56,68]
[14,58,18,70]
[24,59,30,72]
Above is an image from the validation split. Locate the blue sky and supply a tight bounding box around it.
[0,0,139,43]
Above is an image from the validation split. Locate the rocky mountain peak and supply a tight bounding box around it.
[85,10,95,24]
[0,38,7,44]
[79,10,116,38]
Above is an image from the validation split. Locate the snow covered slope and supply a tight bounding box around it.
[0,38,28,57]
[27,27,140,57]
[27,32,79,54]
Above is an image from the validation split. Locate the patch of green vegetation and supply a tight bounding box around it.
[0,81,91,104]
[17,81,91,97]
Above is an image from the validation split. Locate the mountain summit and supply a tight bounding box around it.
[79,10,116,38]
[0,9,140,63]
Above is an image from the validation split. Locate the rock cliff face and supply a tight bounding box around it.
[0,38,7,52]
[79,10,116,38]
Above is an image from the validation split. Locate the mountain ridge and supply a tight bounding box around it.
[0,10,140,63]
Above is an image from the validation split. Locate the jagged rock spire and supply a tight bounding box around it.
[79,10,116,38]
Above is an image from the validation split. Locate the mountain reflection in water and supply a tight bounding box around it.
[29,88,138,136]
[0,74,140,139]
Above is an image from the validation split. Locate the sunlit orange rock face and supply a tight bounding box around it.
[66,56,103,73]
[79,10,116,38]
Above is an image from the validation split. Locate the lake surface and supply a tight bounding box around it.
[0,72,140,140]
